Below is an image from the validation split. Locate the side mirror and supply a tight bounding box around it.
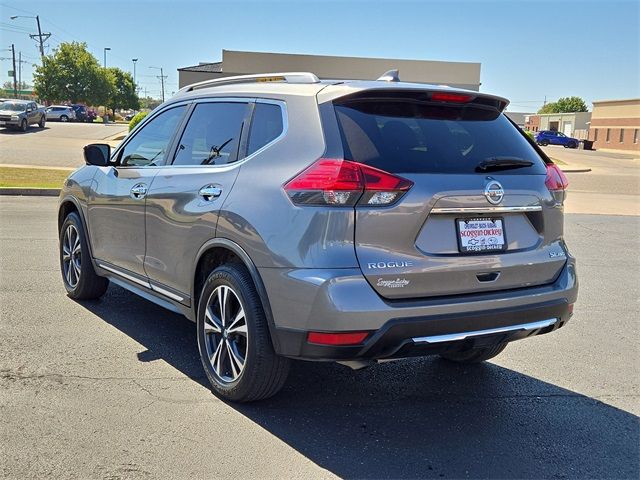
[84,143,111,166]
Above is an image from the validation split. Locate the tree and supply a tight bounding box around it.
[105,67,140,114]
[33,41,111,105]
[2,80,30,91]
[538,96,588,114]
[139,96,162,110]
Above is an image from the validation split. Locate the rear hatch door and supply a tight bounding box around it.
[331,89,568,299]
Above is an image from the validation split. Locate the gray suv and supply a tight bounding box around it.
[58,72,578,402]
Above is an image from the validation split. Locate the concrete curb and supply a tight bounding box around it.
[0,188,61,197]
[562,168,592,173]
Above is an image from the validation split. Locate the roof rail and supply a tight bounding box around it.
[177,72,321,94]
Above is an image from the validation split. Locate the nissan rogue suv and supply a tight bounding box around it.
[58,72,578,402]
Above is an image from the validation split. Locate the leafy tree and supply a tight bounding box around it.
[33,41,111,105]
[105,67,140,115]
[2,80,30,90]
[139,96,162,110]
[538,96,588,114]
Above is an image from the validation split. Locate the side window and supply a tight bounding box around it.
[119,105,186,167]
[173,102,248,166]
[247,103,284,155]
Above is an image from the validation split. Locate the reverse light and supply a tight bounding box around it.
[284,158,413,207]
[307,331,370,345]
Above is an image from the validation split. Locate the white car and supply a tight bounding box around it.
[45,105,76,122]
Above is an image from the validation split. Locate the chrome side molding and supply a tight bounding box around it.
[430,205,543,214]
[412,318,557,344]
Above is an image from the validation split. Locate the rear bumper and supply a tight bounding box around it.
[261,256,578,360]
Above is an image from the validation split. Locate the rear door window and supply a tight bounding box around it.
[333,99,546,174]
[172,102,248,166]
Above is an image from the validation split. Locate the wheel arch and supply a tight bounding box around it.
[58,196,95,258]
[192,238,280,351]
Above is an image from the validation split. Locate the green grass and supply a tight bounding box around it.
[0,166,72,189]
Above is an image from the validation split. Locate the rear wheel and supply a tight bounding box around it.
[540,139,549,146]
[59,212,109,300]
[60,115,68,122]
[197,263,290,402]
[440,343,508,364]
[38,115,46,128]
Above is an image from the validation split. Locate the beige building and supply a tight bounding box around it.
[178,50,481,90]
[588,98,640,152]
[529,112,592,139]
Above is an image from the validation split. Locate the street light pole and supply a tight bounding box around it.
[11,44,17,98]
[103,47,111,68]
[132,58,138,92]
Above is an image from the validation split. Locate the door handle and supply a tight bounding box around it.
[130,183,148,199]
[199,184,222,201]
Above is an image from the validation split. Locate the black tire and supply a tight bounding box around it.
[540,139,549,146]
[38,115,46,128]
[440,343,508,364]
[59,212,109,300]
[60,115,68,122]
[197,263,290,402]
[20,119,27,132]
[569,141,578,149]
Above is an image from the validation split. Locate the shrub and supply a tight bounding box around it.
[525,130,535,141]
[129,111,149,131]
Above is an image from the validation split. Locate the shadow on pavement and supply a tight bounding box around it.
[0,126,49,135]
[81,284,640,479]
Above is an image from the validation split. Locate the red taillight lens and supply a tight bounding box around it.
[430,92,473,103]
[545,163,569,191]
[284,158,413,207]
[545,163,569,205]
[307,331,369,345]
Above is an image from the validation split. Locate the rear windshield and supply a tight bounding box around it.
[333,100,546,174]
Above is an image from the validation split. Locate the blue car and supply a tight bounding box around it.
[535,130,580,148]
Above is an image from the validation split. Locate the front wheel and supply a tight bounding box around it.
[60,115,68,122]
[20,119,27,132]
[60,212,109,299]
[197,263,290,402]
[440,343,508,364]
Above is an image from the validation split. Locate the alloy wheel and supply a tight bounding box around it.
[62,224,81,288]
[203,285,248,383]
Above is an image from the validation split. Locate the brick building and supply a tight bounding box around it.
[588,98,640,152]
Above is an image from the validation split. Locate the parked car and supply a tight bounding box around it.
[46,105,76,122]
[535,130,580,148]
[0,99,46,131]
[124,112,136,121]
[58,72,578,402]
[85,108,97,123]
[69,104,92,123]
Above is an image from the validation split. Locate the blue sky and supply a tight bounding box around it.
[1,0,638,111]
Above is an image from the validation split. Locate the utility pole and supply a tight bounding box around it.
[149,66,167,102]
[18,52,21,93]
[103,47,111,68]
[10,15,50,63]
[11,44,17,98]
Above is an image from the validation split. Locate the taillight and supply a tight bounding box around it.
[545,163,569,205]
[284,158,413,207]
[307,331,369,345]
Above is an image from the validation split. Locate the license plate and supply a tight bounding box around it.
[456,217,506,253]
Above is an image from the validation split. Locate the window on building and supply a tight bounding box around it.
[619,129,625,143]
[606,128,610,142]
[634,129,639,144]
[593,129,598,141]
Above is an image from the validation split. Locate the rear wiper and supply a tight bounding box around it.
[476,157,534,172]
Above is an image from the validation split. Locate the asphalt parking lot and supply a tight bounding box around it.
[0,122,128,168]
[1,196,638,479]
